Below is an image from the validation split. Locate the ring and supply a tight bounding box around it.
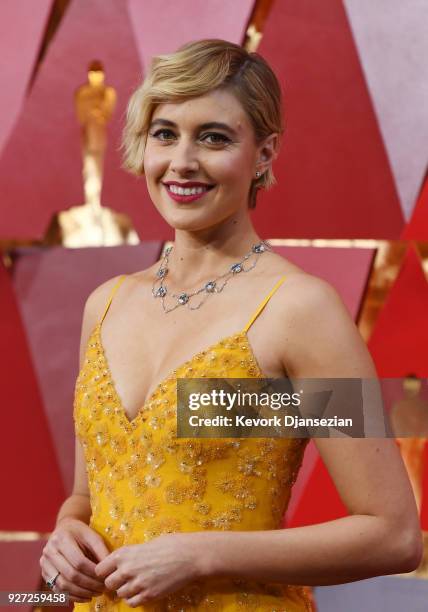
[46,571,60,589]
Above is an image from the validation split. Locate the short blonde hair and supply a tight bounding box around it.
[121,38,284,209]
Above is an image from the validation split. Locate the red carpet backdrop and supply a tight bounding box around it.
[0,1,427,610]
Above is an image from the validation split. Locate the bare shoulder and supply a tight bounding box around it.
[81,265,157,328]
[273,270,377,378]
[281,270,349,319]
[77,274,126,368]
[83,274,126,324]
[267,255,345,318]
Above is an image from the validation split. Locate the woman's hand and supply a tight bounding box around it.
[40,518,110,603]
[95,533,205,607]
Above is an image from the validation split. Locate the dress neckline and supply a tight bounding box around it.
[93,322,266,425]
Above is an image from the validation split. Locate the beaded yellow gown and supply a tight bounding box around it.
[73,275,314,611]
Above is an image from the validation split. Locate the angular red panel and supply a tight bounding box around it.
[421,442,428,531]
[253,0,404,238]
[344,0,428,223]
[0,259,65,530]
[401,173,428,240]
[0,0,52,153]
[287,455,348,528]
[367,245,428,530]
[0,541,46,602]
[368,244,428,377]
[127,0,254,67]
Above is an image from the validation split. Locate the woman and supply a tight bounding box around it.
[40,39,422,611]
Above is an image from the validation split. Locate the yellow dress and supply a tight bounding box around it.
[73,274,314,611]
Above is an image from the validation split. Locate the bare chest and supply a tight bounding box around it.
[96,294,286,423]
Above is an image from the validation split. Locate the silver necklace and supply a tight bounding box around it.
[152,240,272,313]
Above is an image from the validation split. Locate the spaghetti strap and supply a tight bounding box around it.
[99,274,128,325]
[243,276,287,332]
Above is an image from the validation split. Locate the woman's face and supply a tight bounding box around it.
[143,88,266,231]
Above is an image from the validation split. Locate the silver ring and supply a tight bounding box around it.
[46,571,60,589]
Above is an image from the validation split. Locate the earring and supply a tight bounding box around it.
[255,171,261,178]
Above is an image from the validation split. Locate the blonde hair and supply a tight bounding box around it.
[121,38,284,209]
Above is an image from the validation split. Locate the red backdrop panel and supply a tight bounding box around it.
[344,1,428,223]
[0,540,47,611]
[0,0,52,153]
[421,443,428,531]
[252,0,403,239]
[368,244,428,377]
[287,455,348,527]
[369,244,428,529]
[272,244,374,316]
[401,172,428,240]
[128,0,254,70]
[0,260,64,531]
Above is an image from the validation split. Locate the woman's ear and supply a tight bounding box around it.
[256,133,279,174]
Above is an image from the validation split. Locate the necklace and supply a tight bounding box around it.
[152,240,272,313]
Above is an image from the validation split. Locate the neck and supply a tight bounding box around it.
[165,212,262,288]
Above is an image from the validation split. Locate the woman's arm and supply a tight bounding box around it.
[39,279,124,600]
[190,275,423,585]
[55,439,92,527]
[55,275,124,526]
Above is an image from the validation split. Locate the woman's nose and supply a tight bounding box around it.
[169,138,200,174]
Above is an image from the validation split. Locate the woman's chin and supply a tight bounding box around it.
[164,217,213,231]
[154,197,238,231]
[155,203,209,226]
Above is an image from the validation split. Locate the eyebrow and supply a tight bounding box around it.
[149,118,238,137]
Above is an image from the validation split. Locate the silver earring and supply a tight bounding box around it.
[255,171,261,178]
